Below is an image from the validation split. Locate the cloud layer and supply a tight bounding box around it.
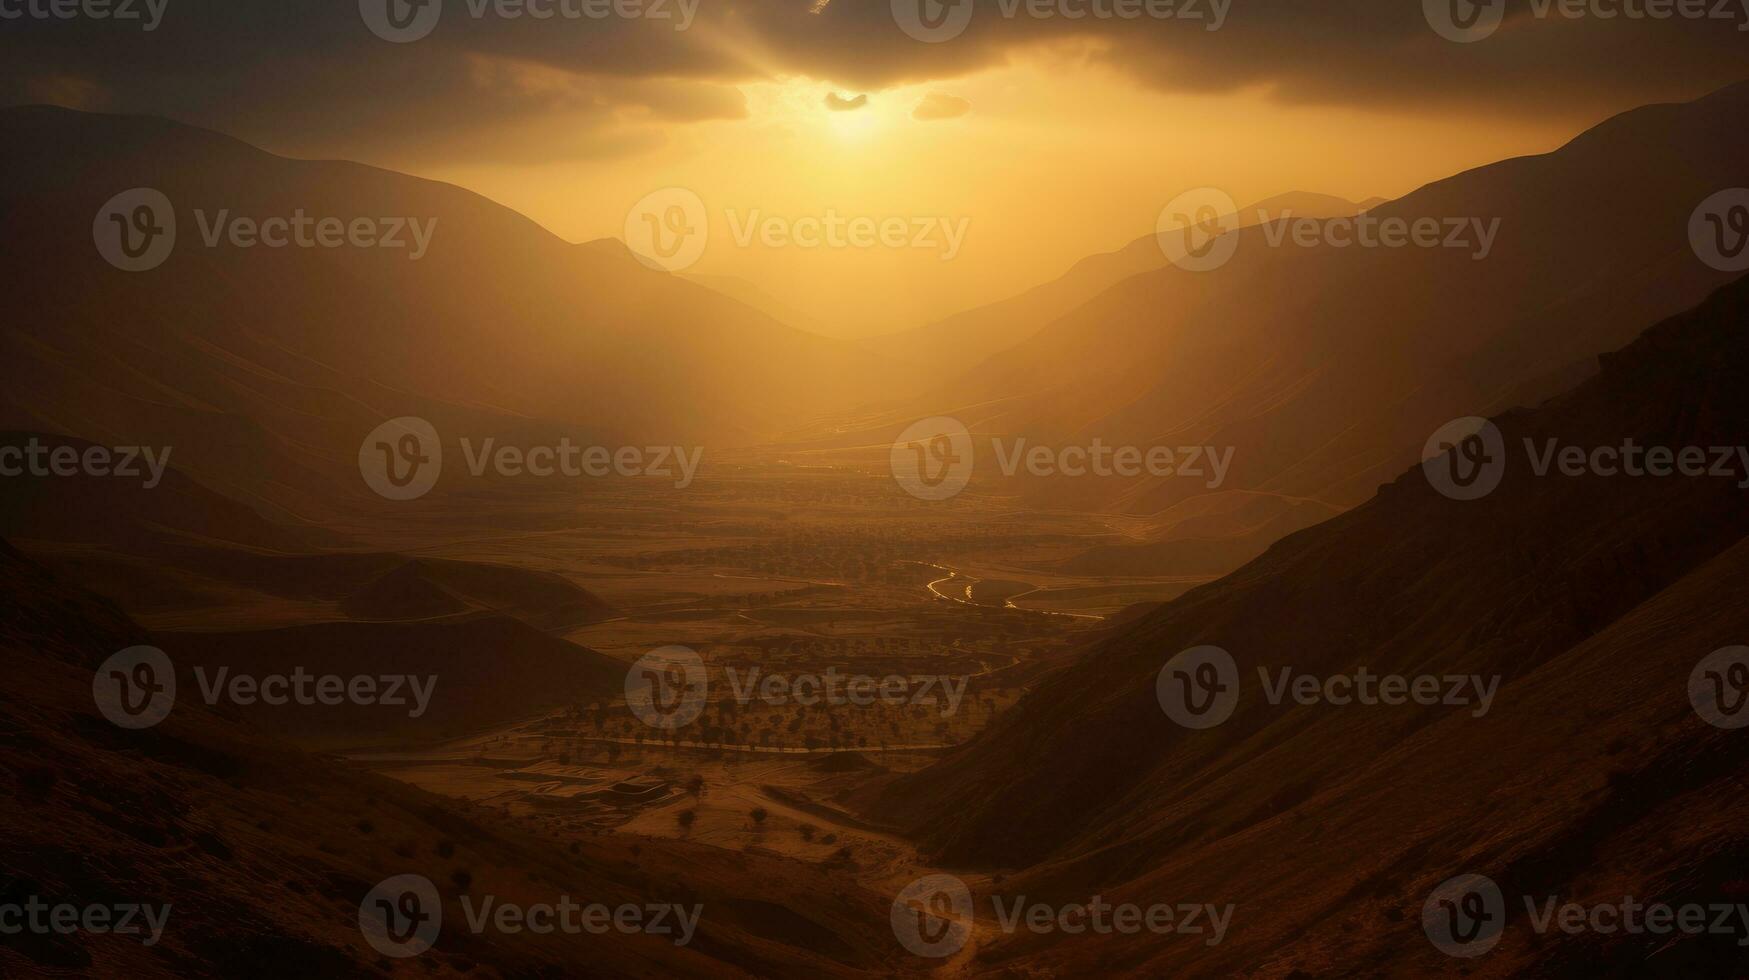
[1,0,1744,160]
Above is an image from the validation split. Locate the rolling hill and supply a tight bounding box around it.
[0,539,903,977]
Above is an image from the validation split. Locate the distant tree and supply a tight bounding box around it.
[749,807,769,828]
[677,809,697,834]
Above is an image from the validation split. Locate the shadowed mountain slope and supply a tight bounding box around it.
[864,192,1374,392]
[809,81,1749,592]
[873,272,1749,974]
[0,106,890,523]
[0,430,619,630]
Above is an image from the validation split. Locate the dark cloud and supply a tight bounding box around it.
[0,0,1743,161]
[0,0,751,163]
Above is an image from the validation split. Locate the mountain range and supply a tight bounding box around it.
[5,79,1749,977]
[796,80,1749,586]
[0,106,894,524]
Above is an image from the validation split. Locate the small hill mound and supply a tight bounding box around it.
[337,561,469,621]
[811,751,879,773]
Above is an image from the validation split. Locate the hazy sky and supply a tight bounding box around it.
[5,0,1745,334]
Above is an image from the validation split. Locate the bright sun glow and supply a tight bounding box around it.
[431,60,1581,339]
[747,78,892,144]
[826,100,882,142]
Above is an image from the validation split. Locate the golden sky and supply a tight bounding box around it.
[428,53,1584,336]
[6,1,1744,336]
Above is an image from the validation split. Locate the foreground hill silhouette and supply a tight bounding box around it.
[872,272,1749,974]
[0,540,906,977]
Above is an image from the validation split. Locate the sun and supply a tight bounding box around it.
[745,78,890,144]
[826,99,882,143]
